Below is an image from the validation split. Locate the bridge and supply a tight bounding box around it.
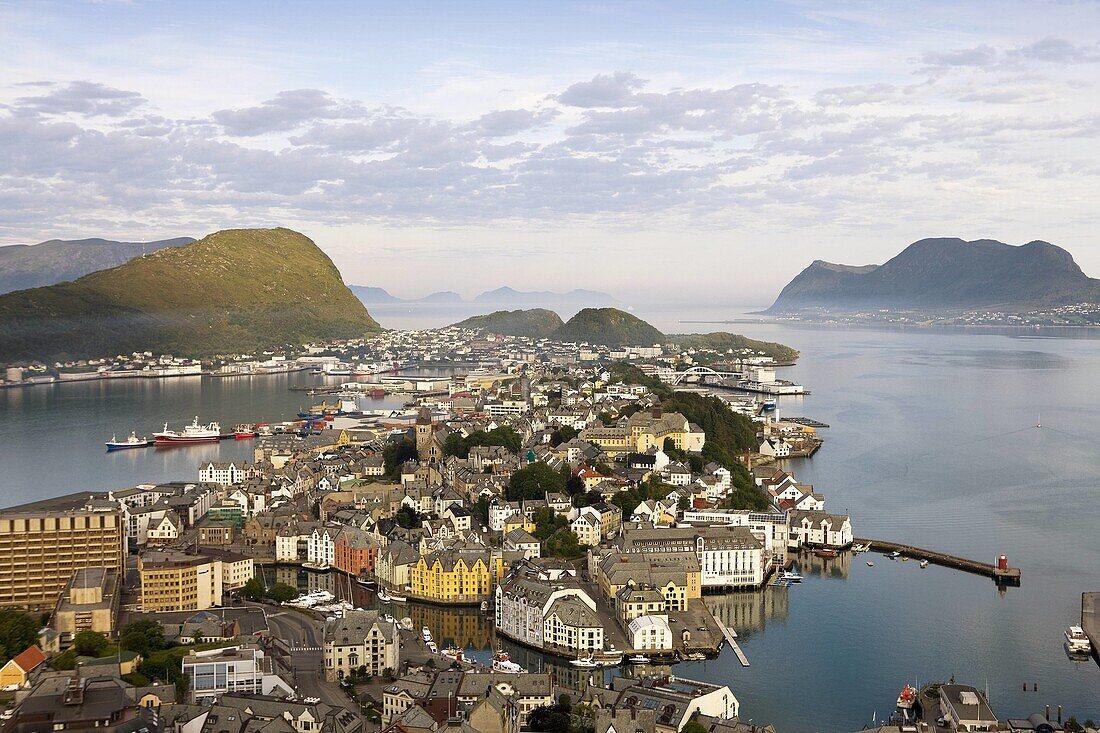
[666,366,744,386]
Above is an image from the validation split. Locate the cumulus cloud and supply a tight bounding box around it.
[557,71,645,108]
[1008,36,1100,63]
[213,89,345,136]
[918,44,998,70]
[15,81,145,117]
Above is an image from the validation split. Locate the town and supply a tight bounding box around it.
[0,327,1079,733]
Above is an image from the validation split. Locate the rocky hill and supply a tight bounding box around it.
[0,236,194,294]
[453,309,564,338]
[768,237,1100,313]
[0,228,379,361]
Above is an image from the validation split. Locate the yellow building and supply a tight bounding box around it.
[580,407,704,456]
[53,567,119,640]
[139,551,223,612]
[0,511,126,610]
[503,513,536,535]
[408,550,506,604]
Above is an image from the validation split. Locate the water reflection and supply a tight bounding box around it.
[704,586,790,639]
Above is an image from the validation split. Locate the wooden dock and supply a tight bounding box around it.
[718,624,750,667]
[855,537,1021,586]
[1082,592,1099,664]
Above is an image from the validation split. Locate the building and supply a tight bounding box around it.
[597,675,739,732]
[334,528,378,576]
[455,672,554,730]
[138,551,226,612]
[182,644,295,703]
[408,549,504,604]
[495,575,604,654]
[323,610,400,681]
[627,614,672,651]
[1,676,159,733]
[938,684,1000,732]
[544,595,604,652]
[0,511,126,610]
[788,510,853,550]
[619,526,766,589]
[0,647,46,689]
[52,567,120,642]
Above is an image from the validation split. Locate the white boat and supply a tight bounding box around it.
[627,655,651,665]
[889,551,902,559]
[919,560,929,569]
[780,571,803,583]
[376,588,391,602]
[491,649,526,673]
[441,646,466,663]
[426,641,438,654]
[105,431,151,451]
[422,627,433,643]
[1065,625,1092,654]
[154,416,221,445]
[897,684,918,710]
[302,562,331,572]
[866,561,875,567]
[480,601,489,612]
[570,654,600,669]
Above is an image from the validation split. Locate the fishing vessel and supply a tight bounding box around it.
[491,649,526,673]
[762,397,778,412]
[1065,625,1092,654]
[896,684,918,711]
[154,417,221,444]
[441,647,467,663]
[627,655,651,665]
[105,431,151,451]
[234,423,257,439]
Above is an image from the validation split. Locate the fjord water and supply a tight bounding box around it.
[1,315,1098,730]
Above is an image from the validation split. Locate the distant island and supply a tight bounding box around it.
[452,307,799,360]
[0,228,379,362]
[768,237,1100,314]
[0,236,194,295]
[352,284,620,310]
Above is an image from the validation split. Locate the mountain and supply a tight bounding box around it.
[768,238,1100,313]
[0,236,195,294]
[553,308,665,347]
[418,291,463,303]
[349,285,402,303]
[669,332,800,362]
[0,228,379,362]
[453,309,565,338]
[473,286,619,309]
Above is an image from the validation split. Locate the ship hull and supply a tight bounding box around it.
[106,442,150,451]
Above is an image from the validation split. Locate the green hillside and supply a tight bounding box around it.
[669,332,799,362]
[453,309,564,338]
[552,307,665,347]
[0,228,380,361]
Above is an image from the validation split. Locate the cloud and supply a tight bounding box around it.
[814,84,897,107]
[15,81,145,117]
[557,71,645,108]
[918,44,998,70]
[465,108,558,137]
[1008,36,1100,63]
[213,89,345,136]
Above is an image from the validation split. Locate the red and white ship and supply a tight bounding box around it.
[154,416,221,445]
[896,684,917,710]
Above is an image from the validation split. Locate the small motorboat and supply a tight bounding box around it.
[780,571,803,583]
[480,600,489,612]
[627,655,651,665]
[866,561,875,567]
[919,560,929,569]
[570,654,600,669]
[897,684,918,711]
[356,576,375,588]
[302,562,331,572]
[889,551,902,559]
[106,431,152,451]
[491,649,526,673]
[1065,625,1092,654]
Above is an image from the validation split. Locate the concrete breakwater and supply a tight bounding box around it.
[855,537,1021,585]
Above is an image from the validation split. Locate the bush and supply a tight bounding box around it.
[508,462,566,501]
[0,610,39,663]
[73,631,110,658]
[267,583,298,604]
[119,620,166,655]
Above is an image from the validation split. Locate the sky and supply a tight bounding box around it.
[1,1,1098,305]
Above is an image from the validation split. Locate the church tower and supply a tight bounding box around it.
[415,406,433,462]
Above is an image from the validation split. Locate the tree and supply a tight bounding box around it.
[73,631,110,657]
[395,505,421,529]
[174,673,189,703]
[383,439,418,478]
[528,703,572,732]
[682,720,709,733]
[475,495,490,525]
[119,620,166,655]
[507,462,566,501]
[267,582,298,604]
[240,577,266,602]
[0,610,39,663]
[443,433,469,458]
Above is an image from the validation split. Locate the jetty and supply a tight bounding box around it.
[1082,592,1099,663]
[718,624,750,667]
[856,537,1021,585]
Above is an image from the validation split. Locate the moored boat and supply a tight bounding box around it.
[491,649,526,673]
[302,562,331,572]
[234,423,257,439]
[627,655,651,665]
[896,684,917,710]
[106,431,151,451]
[154,417,221,445]
[1065,625,1092,654]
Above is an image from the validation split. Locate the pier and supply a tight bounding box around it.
[1082,592,1099,664]
[717,624,750,667]
[855,537,1021,585]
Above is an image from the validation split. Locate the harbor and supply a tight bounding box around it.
[1082,592,1099,664]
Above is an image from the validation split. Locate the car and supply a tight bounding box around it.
[697,626,706,631]
[936,718,947,728]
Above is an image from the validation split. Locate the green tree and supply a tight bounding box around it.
[240,577,266,602]
[119,619,166,656]
[174,673,189,703]
[73,630,110,657]
[443,433,469,457]
[395,505,421,529]
[267,582,298,604]
[507,462,566,501]
[475,495,491,525]
[383,439,418,478]
[682,720,709,733]
[0,609,39,663]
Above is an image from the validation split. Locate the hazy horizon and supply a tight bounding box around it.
[2,1,1099,303]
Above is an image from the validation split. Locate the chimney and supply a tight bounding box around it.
[651,406,662,419]
[1057,705,1062,724]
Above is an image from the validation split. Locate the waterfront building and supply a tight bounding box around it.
[138,550,252,612]
[334,527,378,576]
[594,675,739,732]
[616,585,667,622]
[594,549,700,606]
[495,574,604,653]
[0,510,126,610]
[182,644,295,703]
[680,509,791,563]
[323,610,400,681]
[787,510,853,550]
[938,684,999,732]
[408,549,505,603]
[619,525,767,589]
[375,540,419,590]
[545,595,604,652]
[627,614,673,651]
[52,567,119,642]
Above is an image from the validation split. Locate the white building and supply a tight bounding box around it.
[496,576,604,653]
[307,525,340,566]
[182,645,295,703]
[620,525,767,589]
[627,614,673,651]
[788,510,853,549]
[323,610,400,681]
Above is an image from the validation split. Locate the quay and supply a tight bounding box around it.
[783,417,830,428]
[856,537,1021,585]
[1082,592,1099,664]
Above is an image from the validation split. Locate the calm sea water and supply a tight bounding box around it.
[1,308,1098,730]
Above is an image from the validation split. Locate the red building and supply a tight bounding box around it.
[334,529,378,576]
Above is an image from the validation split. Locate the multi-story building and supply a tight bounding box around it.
[619,525,766,590]
[334,528,378,577]
[0,510,126,610]
[788,510,853,550]
[495,575,604,654]
[52,567,120,642]
[138,551,227,612]
[182,645,295,703]
[408,549,505,604]
[456,672,554,730]
[323,610,400,681]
